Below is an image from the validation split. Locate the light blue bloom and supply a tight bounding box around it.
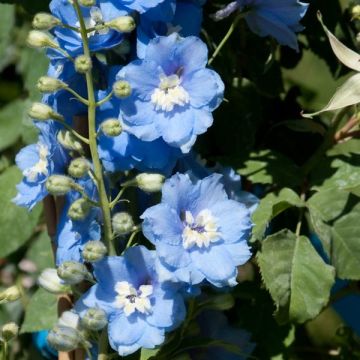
[213,0,309,51]
[118,34,224,153]
[76,246,186,356]
[141,173,252,287]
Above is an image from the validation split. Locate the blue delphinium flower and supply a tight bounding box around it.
[76,246,186,356]
[141,173,252,287]
[213,0,309,51]
[13,123,68,210]
[96,67,182,174]
[118,34,224,153]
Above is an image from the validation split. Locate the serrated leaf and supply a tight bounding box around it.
[21,288,57,333]
[251,188,304,242]
[257,230,335,324]
[237,150,301,186]
[0,166,42,257]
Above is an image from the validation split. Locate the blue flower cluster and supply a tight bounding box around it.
[13,0,307,356]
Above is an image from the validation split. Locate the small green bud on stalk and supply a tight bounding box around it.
[46,175,74,196]
[113,80,132,98]
[68,198,91,221]
[107,16,136,33]
[135,173,165,193]
[28,102,63,121]
[68,158,91,178]
[79,0,96,6]
[32,13,60,30]
[57,130,83,153]
[0,286,21,304]
[75,55,92,74]
[57,261,88,285]
[82,240,107,262]
[1,323,19,341]
[26,30,59,49]
[112,212,135,235]
[100,118,122,137]
[47,325,80,352]
[38,268,71,294]
[58,311,81,330]
[37,76,67,93]
[81,308,107,331]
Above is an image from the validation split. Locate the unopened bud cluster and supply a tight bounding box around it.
[28,103,62,121]
[101,118,122,137]
[2,322,19,341]
[0,286,21,304]
[38,268,71,294]
[37,76,67,93]
[46,175,74,196]
[113,80,132,98]
[82,241,107,262]
[112,212,135,235]
[68,198,91,221]
[27,30,58,49]
[57,261,89,285]
[32,13,60,30]
[136,173,165,193]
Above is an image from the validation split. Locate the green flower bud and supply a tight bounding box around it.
[82,241,107,262]
[2,322,19,341]
[135,173,165,193]
[100,118,122,137]
[112,212,134,235]
[28,102,63,121]
[113,80,132,98]
[47,325,80,352]
[32,13,61,30]
[37,76,67,93]
[81,308,107,331]
[57,130,83,153]
[58,311,80,330]
[352,5,360,19]
[68,158,91,178]
[0,286,21,304]
[46,175,74,196]
[75,55,92,74]
[57,261,88,285]
[68,198,91,221]
[79,0,96,6]
[107,16,136,33]
[38,268,71,294]
[26,30,58,49]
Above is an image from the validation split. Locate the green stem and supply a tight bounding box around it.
[64,87,89,105]
[96,91,114,107]
[53,118,89,144]
[73,0,115,256]
[98,327,109,360]
[2,341,8,360]
[110,185,129,209]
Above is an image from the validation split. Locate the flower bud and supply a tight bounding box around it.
[37,76,67,93]
[112,212,134,235]
[135,173,165,193]
[2,323,19,341]
[107,16,136,33]
[82,241,107,262]
[81,308,107,331]
[57,261,88,285]
[38,268,71,294]
[352,5,360,19]
[75,55,92,74]
[59,311,80,330]
[46,175,74,196]
[0,286,21,304]
[100,118,122,137]
[113,80,131,98]
[68,158,90,178]
[32,13,61,30]
[57,130,83,153]
[47,325,80,352]
[79,0,96,6]
[68,198,91,221]
[28,102,63,121]
[26,30,58,49]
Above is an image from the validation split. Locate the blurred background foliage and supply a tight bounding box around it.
[1,0,360,359]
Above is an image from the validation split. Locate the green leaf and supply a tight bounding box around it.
[237,150,302,186]
[0,100,26,151]
[332,204,360,279]
[0,3,14,66]
[251,188,304,242]
[257,230,335,324]
[0,166,42,257]
[140,348,160,360]
[26,231,54,272]
[21,288,57,333]
[275,119,326,135]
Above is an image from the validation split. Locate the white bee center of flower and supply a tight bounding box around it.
[115,281,153,317]
[23,143,49,182]
[182,209,221,249]
[75,7,109,38]
[151,74,190,112]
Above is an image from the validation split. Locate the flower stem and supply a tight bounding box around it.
[73,0,115,256]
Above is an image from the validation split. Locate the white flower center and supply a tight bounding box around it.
[151,74,190,112]
[23,143,49,182]
[75,7,109,38]
[182,209,221,249]
[115,281,153,317]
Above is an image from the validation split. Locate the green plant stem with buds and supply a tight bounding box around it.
[73,0,115,257]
